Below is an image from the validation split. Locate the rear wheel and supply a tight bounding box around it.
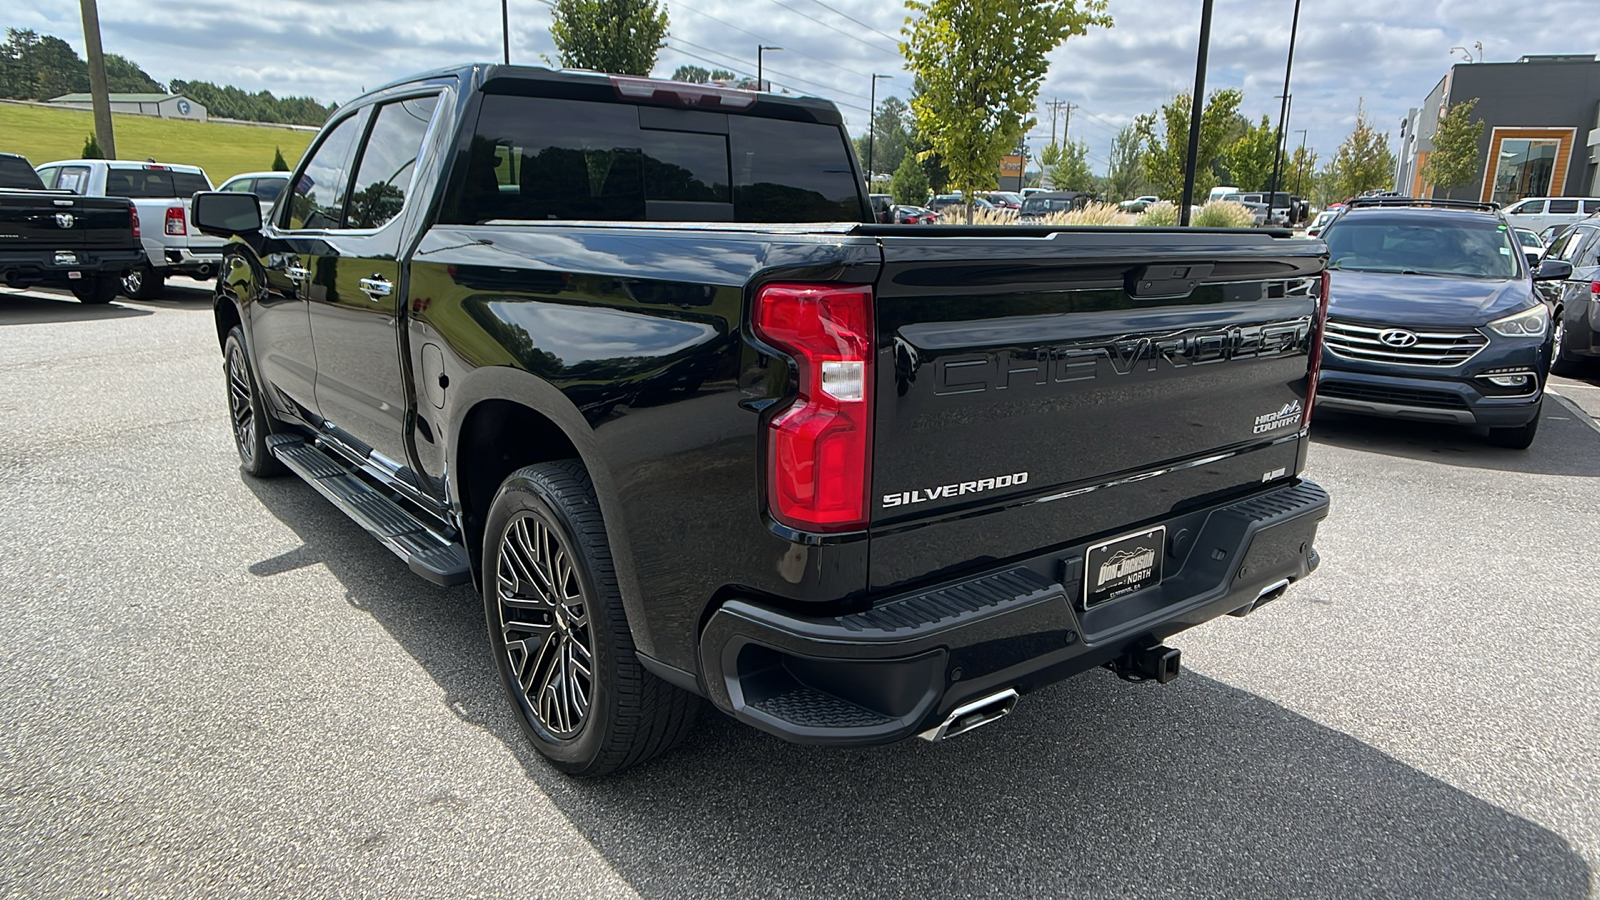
[70,274,121,304]
[484,461,698,776]
[223,326,287,477]
[1486,400,1542,449]
[122,261,165,299]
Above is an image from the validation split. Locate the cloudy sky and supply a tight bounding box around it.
[10,0,1589,173]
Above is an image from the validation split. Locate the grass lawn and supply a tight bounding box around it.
[0,103,317,185]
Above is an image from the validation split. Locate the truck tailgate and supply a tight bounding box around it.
[869,228,1325,590]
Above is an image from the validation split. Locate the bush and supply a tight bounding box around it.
[1191,201,1256,228]
[890,153,929,206]
[1055,201,1137,226]
[271,146,289,171]
[1137,201,1180,227]
[81,133,104,159]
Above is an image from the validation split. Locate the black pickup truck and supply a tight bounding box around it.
[194,64,1331,776]
[0,152,142,303]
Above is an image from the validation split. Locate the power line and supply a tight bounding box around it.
[660,41,870,113]
[665,37,871,103]
[671,1,879,81]
[757,0,901,57]
[800,0,904,46]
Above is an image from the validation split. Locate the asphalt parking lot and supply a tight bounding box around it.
[2,283,1598,898]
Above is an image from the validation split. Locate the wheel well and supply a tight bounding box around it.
[457,399,583,579]
[213,297,241,350]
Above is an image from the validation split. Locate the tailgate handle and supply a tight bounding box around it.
[1127,263,1214,300]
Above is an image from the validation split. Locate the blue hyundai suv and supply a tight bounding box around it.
[1314,198,1562,448]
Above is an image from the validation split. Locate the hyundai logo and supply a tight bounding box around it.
[1379,329,1419,348]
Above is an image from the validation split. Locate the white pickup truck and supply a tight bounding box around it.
[32,159,226,298]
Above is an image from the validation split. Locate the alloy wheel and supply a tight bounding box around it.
[225,341,256,464]
[123,266,144,296]
[496,513,595,738]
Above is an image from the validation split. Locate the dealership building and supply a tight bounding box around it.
[45,92,208,123]
[1394,54,1600,203]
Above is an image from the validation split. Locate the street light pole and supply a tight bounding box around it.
[867,74,891,186]
[1179,0,1216,226]
[1267,0,1304,201]
[758,45,781,92]
[1292,129,1308,196]
[502,0,510,64]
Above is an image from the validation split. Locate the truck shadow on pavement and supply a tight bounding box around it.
[1311,407,1600,477]
[0,290,153,325]
[243,474,1592,900]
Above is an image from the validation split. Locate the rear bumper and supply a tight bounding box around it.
[0,247,144,287]
[698,479,1329,746]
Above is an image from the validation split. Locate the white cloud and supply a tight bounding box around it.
[9,0,1584,175]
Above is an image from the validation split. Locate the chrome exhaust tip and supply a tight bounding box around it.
[917,688,1019,742]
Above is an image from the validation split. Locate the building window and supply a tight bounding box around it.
[1490,139,1559,205]
[1480,128,1577,204]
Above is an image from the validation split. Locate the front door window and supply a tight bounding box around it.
[1491,139,1559,206]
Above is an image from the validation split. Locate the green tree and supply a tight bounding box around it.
[1106,123,1145,200]
[1420,98,1485,194]
[670,65,735,84]
[103,54,163,93]
[1225,115,1277,191]
[549,0,669,76]
[891,152,930,205]
[0,30,88,99]
[855,96,913,177]
[1325,103,1396,200]
[272,147,289,171]
[902,0,1111,222]
[1134,88,1242,201]
[81,133,104,159]
[1050,139,1093,191]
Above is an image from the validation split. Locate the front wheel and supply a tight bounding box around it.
[1550,309,1588,377]
[1486,401,1542,449]
[223,326,287,477]
[70,274,121,304]
[484,461,698,776]
[122,261,165,299]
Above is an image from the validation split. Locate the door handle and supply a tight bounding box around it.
[359,276,393,299]
[284,265,309,283]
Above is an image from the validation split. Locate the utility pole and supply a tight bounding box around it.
[1045,98,1066,146]
[1061,102,1077,145]
[1293,129,1308,196]
[1179,0,1216,226]
[866,74,891,187]
[78,0,116,159]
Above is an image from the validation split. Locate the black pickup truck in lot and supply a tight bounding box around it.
[0,152,142,304]
[194,64,1331,775]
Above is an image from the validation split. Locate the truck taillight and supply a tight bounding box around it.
[164,206,186,236]
[753,283,874,532]
[1303,271,1330,428]
[129,205,140,238]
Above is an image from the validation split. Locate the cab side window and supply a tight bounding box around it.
[281,114,363,230]
[345,95,440,231]
[1558,227,1593,262]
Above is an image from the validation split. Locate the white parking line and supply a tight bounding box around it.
[1546,390,1600,436]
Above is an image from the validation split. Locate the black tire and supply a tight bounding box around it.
[1550,308,1588,377]
[70,274,121,304]
[1486,400,1541,449]
[484,461,698,776]
[122,261,165,299]
[223,326,288,477]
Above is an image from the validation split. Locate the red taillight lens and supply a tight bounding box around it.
[129,205,140,238]
[753,283,874,532]
[1303,270,1330,428]
[164,206,186,236]
[1590,281,1599,295]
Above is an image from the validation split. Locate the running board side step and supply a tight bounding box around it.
[267,435,471,586]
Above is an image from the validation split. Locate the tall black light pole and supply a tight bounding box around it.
[1179,0,1215,226]
[1267,0,1304,200]
[867,74,891,186]
[502,0,510,64]
[758,45,781,92]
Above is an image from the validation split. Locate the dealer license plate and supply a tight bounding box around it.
[1083,526,1165,609]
